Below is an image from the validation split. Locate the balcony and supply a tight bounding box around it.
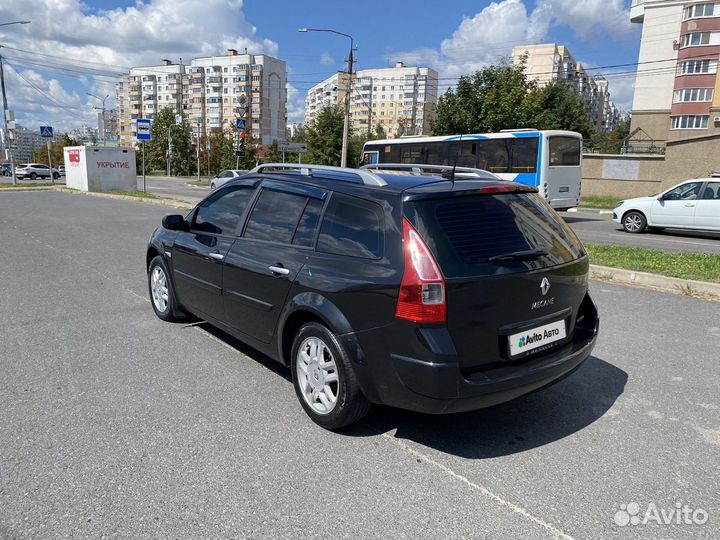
[207,76,222,84]
[630,0,645,23]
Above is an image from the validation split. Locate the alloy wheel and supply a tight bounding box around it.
[296,336,339,415]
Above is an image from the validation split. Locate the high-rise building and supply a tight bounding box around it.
[4,125,53,163]
[305,63,438,137]
[116,51,287,147]
[512,43,625,132]
[629,0,720,145]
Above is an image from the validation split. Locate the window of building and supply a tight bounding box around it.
[683,3,717,19]
[671,115,710,129]
[674,87,714,102]
[679,31,720,47]
[677,59,718,75]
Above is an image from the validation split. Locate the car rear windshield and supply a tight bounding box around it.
[406,192,585,278]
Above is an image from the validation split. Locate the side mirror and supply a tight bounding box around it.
[162,214,189,231]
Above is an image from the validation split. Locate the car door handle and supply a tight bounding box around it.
[268,265,290,276]
[685,203,696,207]
[208,252,224,261]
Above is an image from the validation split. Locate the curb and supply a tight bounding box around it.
[590,264,720,301]
[568,207,614,215]
[66,189,193,210]
[2,186,193,210]
[184,182,211,189]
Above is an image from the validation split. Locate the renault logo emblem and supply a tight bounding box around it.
[540,278,550,296]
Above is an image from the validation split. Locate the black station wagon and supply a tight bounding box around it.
[147,164,599,429]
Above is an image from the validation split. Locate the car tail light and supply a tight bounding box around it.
[395,218,447,324]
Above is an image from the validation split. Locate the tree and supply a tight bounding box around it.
[395,117,408,138]
[526,82,594,139]
[588,119,630,154]
[432,60,537,135]
[143,108,195,175]
[373,123,387,140]
[305,105,345,166]
[32,133,81,166]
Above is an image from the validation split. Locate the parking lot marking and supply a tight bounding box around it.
[381,434,576,540]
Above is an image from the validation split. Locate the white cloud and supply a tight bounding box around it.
[286,83,305,124]
[0,0,279,132]
[537,0,634,42]
[387,0,635,104]
[320,52,335,65]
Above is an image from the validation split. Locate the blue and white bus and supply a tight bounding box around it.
[361,129,583,210]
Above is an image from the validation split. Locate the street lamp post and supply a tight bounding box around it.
[299,28,354,168]
[86,92,109,147]
[0,20,31,184]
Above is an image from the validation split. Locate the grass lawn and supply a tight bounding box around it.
[586,244,720,283]
[0,182,58,189]
[107,190,158,199]
[579,195,625,210]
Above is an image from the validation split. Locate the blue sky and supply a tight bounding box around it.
[0,0,641,133]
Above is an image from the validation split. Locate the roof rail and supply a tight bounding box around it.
[250,163,387,186]
[360,163,501,180]
[499,128,538,133]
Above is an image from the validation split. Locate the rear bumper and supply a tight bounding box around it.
[345,296,599,415]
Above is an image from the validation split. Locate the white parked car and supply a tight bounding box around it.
[210,169,247,190]
[613,178,720,233]
[15,163,61,180]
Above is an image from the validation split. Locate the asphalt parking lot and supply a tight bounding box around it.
[1,191,719,539]
[565,211,720,255]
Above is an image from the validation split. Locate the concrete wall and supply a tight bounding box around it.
[582,133,720,197]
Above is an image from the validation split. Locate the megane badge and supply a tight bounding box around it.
[540,278,550,296]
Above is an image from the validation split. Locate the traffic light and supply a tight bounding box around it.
[236,131,246,158]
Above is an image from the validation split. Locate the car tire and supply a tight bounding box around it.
[622,211,647,233]
[30,172,37,180]
[291,322,370,430]
[210,182,216,190]
[148,255,182,322]
[53,172,59,179]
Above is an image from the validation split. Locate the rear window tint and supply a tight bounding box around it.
[407,193,585,278]
[317,194,384,259]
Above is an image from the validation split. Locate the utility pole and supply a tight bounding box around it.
[0,55,16,184]
[167,127,172,177]
[87,93,109,146]
[341,47,353,168]
[196,122,200,182]
[409,72,419,137]
[298,28,354,167]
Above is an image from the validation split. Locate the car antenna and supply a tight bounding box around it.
[450,133,463,183]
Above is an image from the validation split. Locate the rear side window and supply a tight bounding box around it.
[549,137,581,166]
[317,194,384,259]
[244,188,308,244]
[292,198,324,247]
[408,193,585,278]
[193,185,256,235]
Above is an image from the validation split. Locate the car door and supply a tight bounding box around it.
[650,181,704,227]
[222,180,327,343]
[694,181,720,230]
[171,182,258,321]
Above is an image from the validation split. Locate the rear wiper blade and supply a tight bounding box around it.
[488,248,549,263]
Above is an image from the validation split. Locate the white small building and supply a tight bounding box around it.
[64,146,136,192]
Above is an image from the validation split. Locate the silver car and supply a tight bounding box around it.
[15,163,60,180]
[210,169,247,190]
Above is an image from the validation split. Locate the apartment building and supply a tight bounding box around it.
[117,51,287,146]
[305,63,438,137]
[512,44,625,132]
[630,0,720,144]
[2,125,53,163]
